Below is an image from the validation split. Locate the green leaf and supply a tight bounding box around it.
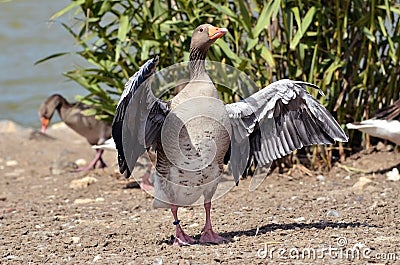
[81,108,97,116]
[261,46,275,68]
[246,38,259,52]
[290,7,316,50]
[203,0,237,19]
[363,27,376,42]
[215,40,240,66]
[239,0,252,36]
[34,52,73,65]
[50,0,85,20]
[253,0,280,37]
[115,14,130,62]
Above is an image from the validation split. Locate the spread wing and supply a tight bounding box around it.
[112,56,169,177]
[225,79,348,185]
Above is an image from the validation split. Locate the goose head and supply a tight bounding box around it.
[38,94,64,133]
[189,24,227,60]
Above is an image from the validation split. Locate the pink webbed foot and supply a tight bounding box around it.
[173,226,196,246]
[199,228,229,244]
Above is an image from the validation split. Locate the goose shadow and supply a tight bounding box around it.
[158,220,379,245]
[217,221,378,239]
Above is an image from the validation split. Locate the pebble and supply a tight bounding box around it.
[73,197,105,204]
[69,176,98,189]
[74,158,87,166]
[316,175,325,181]
[93,255,102,262]
[352,177,373,191]
[74,198,95,204]
[6,160,18,166]
[293,216,306,222]
[386,168,400,181]
[4,255,21,261]
[327,209,340,217]
[71,237,81,243]
[153,257,163,265]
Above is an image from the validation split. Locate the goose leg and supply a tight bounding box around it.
[97,150,107,168]
[199,201,228,244]
[139,164,154,191]
[170,205,195,246]
[75,149,106,172]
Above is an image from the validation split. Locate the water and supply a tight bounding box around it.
[0,0,87,128]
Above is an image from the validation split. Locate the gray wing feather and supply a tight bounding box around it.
[225,79,348,183]
[112,56,168,177]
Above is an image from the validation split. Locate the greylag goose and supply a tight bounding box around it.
[347,99,400,145]
[39,94,112,171]
[112,24,348,245]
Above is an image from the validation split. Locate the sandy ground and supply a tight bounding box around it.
[0,120,399,264]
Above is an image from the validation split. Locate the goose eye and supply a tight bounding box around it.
[199,28,203,32]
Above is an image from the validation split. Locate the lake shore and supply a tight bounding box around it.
[1,119,399,264]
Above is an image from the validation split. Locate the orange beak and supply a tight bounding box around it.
[208,26,228,40]
[40,117,50,133]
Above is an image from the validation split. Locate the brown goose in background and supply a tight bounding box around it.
[113,24,348,245]
[39,94,112,171]
[347,99,400,145]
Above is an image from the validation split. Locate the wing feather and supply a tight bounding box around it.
[225,79,348,183]
[112,56,169,177]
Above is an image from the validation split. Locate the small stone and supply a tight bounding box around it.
[71,237,80,243]
[69,176,98,189]
[73,198,95,204]
[95,197,105,202]
[386,168,400,181]
[6,160,18,166]
[316,175,325,181]
[5,255,21,261]
[153,257,163,265]
[63,238,73,244]
[327,210,340,217]
[293,216,306,222]
[74,158,87,167]
[344,175,351,180]
[352,177,373,191]
[376,142,393,152]
[93,255,102,262]
[189,222,199,228]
